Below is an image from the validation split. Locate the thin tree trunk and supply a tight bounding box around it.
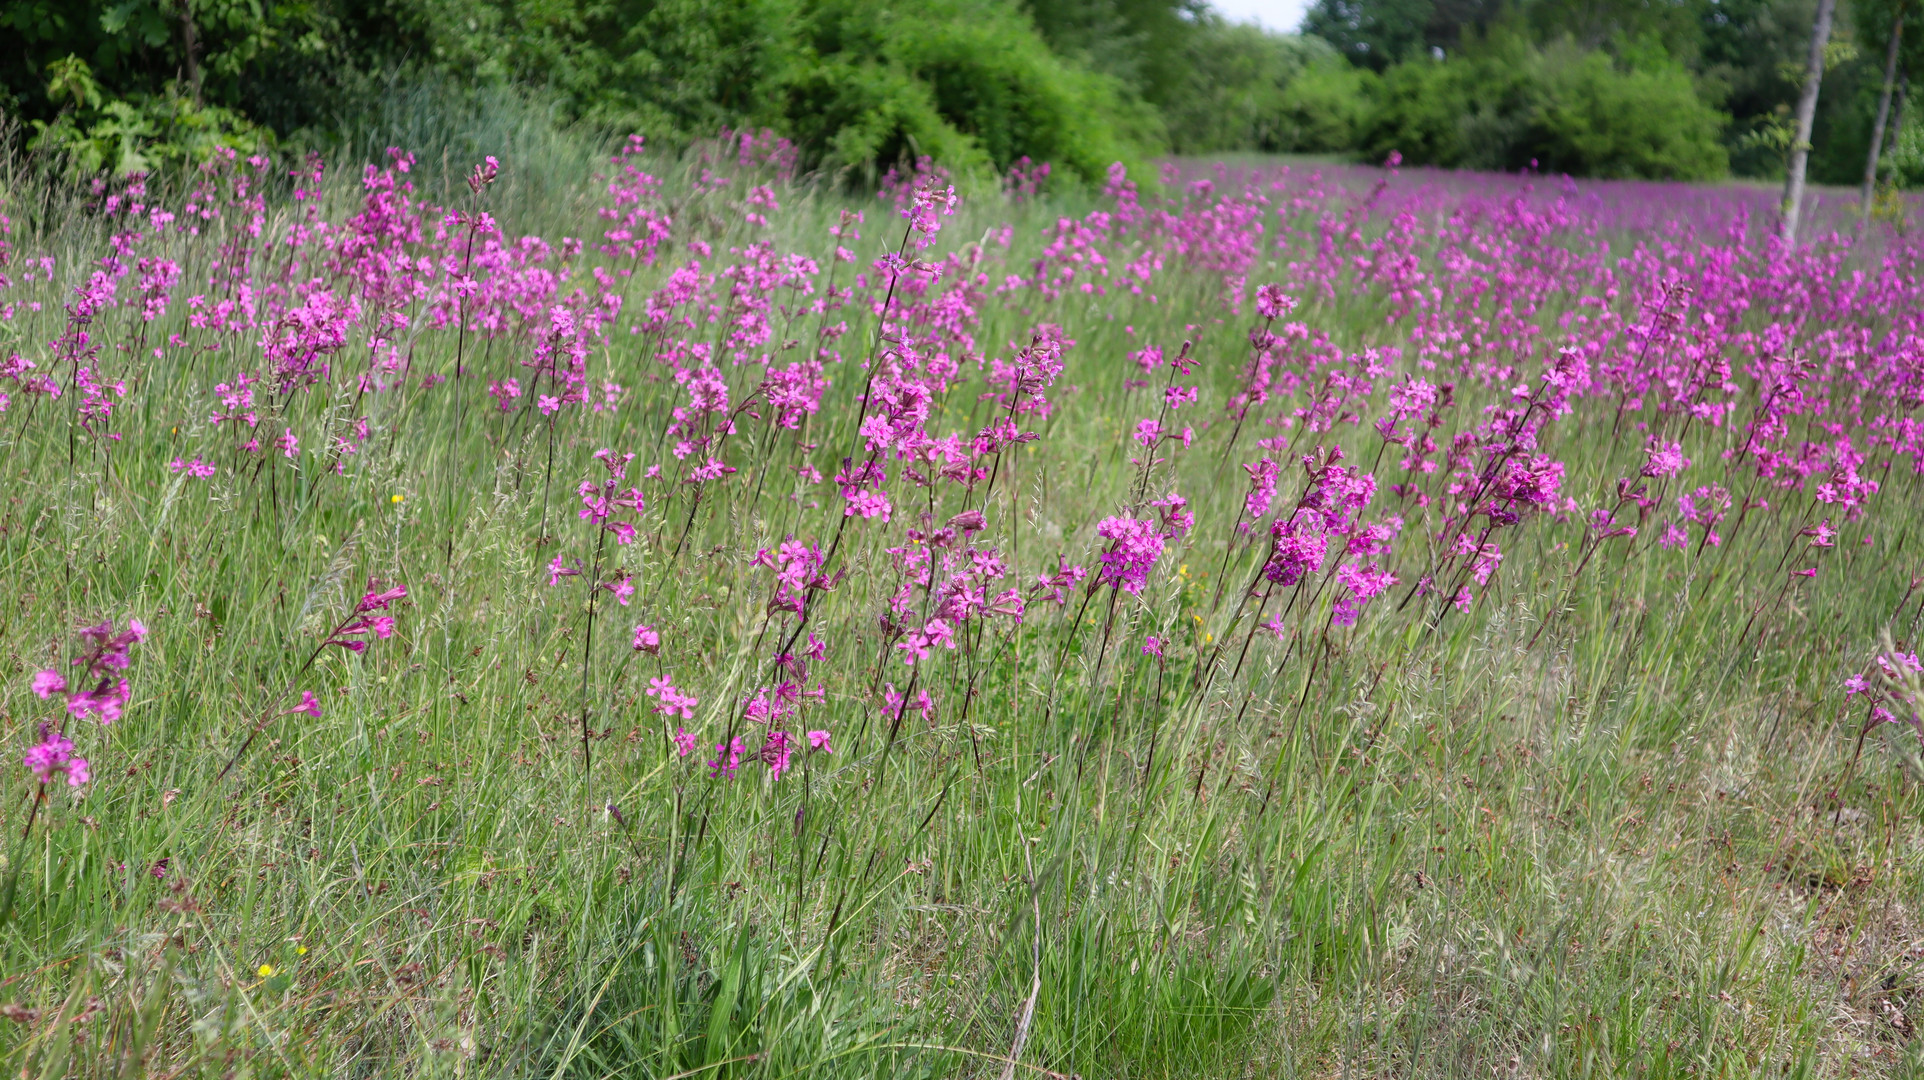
[1891,81,1911,207]
[1862,9,1907,223]
[179,0,202,104]
[1782,0,1840,246]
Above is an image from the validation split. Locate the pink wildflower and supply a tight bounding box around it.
[31,670,66,698]
[24,725,88,787]
[632,624,661,653]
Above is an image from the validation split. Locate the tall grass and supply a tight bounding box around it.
[0,132,1921,1080]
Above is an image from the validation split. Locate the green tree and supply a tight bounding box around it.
[1361,32,1730,179]
[1303,0,1438,69]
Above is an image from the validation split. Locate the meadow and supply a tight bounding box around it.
[3,132,1924,1079]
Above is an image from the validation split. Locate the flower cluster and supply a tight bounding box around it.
[32,618,147,724]
[325,585,407,653]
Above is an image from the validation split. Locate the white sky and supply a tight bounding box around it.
[1209,0,1311,33]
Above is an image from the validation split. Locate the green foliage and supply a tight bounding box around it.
[398,0,1158,183]
[0,0,349,124]
[1157,24,1373,154]
[322,0,1155,183]
[1303,0,1442,70]
[1022,0,1213,111]
[1361,35,1731,179]
[1799,0,1924,188]
[2,149,1914,1079]
[0,0,1148,184]
[24,57,271,176]
[0,0,1903,188]
[801,0,1157,182]
[781,59,988,182]
[408,0,799,143]
[1887,91,1924,188]
[1304,0,1924,184]
[1533,45,1733,179]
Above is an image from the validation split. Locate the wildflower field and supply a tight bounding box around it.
[5,135,1924,1078]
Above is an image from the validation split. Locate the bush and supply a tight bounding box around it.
[799,0,1156,184]
[1889,105,1924,190]
[399,0,1150,185]
[0,0,1148,186]
[780,58,989,183]
[22,57,271,176]
[1159,24,1331,154]
[1361,34,1730,180]
[1273,58,1381,154]
[1529,44,1730,180]
[1150,22,1378,157]
[411,0,799,143]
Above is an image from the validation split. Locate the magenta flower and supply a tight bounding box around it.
[31,670,66,699]
[844,488,892,521]
[548,557,581,586]
[807,729,833,753]
[24,725,88,788]
[1332,561,1398,626]
[76,618,147,671]
[289,691,322,718]
[358,585,408,612]
[1253,283,1296,321]
[1639,439,1690,479]
[762,730,794,780]
[1031,563,1087,606]
[1095,515,1168,595]
[67,679,131,724]
[322,583,408,652]
[708,737,745,779]
[1143,636,1164,657]
[895,619,956,666]
[1242,457,1280,522]
[601,576,635,606]
[646,675,698,720]
[883,683,935,724]
[672,727,697,757]
[902,180,958,249]
[632,624,661,653]
[1878,652,1924,679]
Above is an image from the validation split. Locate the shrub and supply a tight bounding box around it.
[1,0,1149,186]
[1159,24,1331,154]
[403,0,1149,185]
[1361,34,1729,180]
[1272,57,1381,154]
[1528,44,1729,180]
[780,58,989,183]
[23,57,271,176]
[801,0,1156,184]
